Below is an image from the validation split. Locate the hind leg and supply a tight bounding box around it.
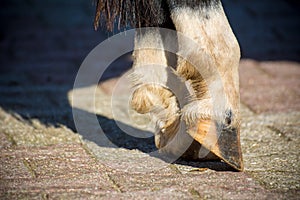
[130,29,180,149]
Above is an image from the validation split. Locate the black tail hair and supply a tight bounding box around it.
[94,0,167,31]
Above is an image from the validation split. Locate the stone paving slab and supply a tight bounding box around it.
[241,111,300,191]
[239,60,300,113]
[108,170,278,199]
[0,108,81,146]
[0,144,116,198]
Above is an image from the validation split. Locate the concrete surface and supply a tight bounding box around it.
[0,0,299,199]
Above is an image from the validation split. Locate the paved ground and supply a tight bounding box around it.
[0,0,299,199]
